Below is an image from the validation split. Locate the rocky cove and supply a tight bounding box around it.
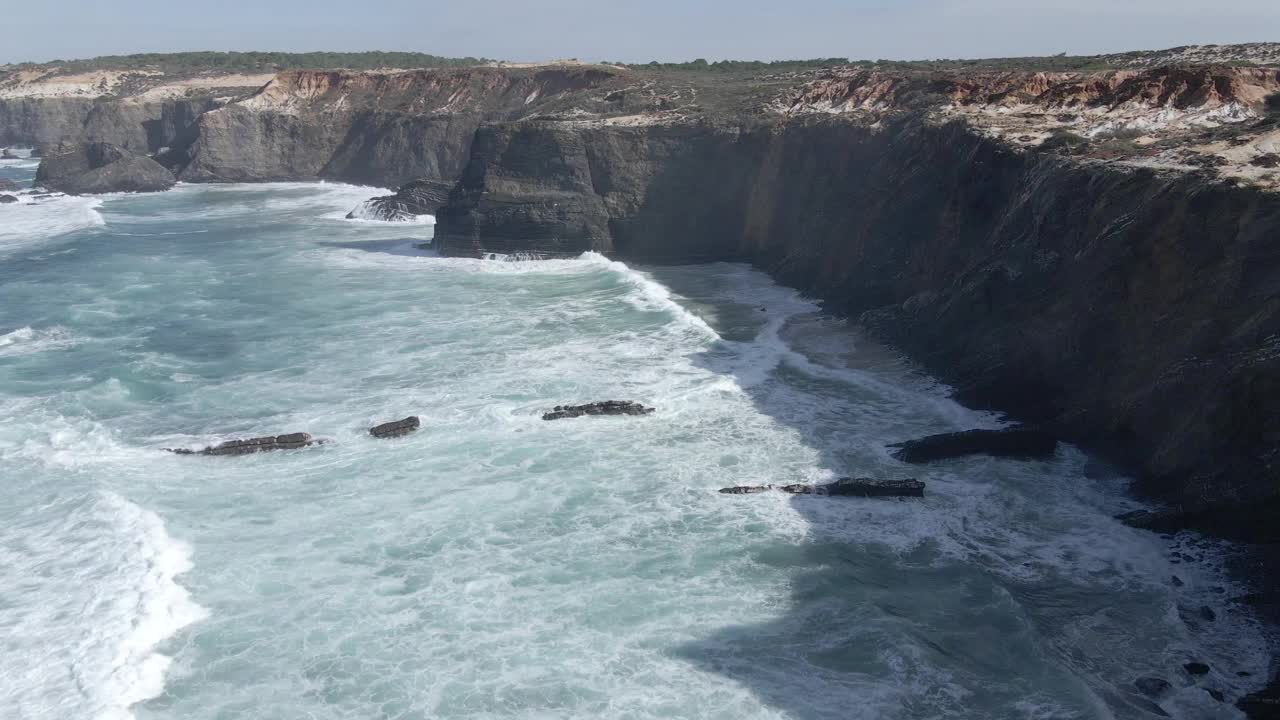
[5,49,1280,715]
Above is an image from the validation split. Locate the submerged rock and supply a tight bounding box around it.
[347,179,452,222]
[718,485,771,494]
[370,415,420,438]
[888,427,1057,463]
[1135,677,1173,698]
[0,194,16,204]
[167,432,320,456]
[542,400,655,421]
[1184,662,1211,675]
[35,142,176,195]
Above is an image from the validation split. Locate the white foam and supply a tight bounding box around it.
[0,194,105,255]
[0,493,207,720]
[0,325,79,357]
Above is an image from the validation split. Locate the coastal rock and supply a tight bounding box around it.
[35,142,175,194]
[167,432,319,456]
[1116,507,1191,533]
[369,416,420,438]
[778,478,926,497]
[0,148,18,159]
[347,179,452,221]
[1184,662,1211,675]
[0,178,19,191]
[887,428,1058,463]
[1135,677,1173,698]
[718,485,772,494]
[0,194,16,204]
[542,401,655,421]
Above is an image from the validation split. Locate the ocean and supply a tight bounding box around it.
[0,153,1269,719]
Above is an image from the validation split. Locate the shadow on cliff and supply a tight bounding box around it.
[637,264,1231,720]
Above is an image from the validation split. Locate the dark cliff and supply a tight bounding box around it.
[436,115,1280,541]
[0,97,218,154]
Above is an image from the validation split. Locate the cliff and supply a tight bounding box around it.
[176,67,623,185]
[434,64,1280,543]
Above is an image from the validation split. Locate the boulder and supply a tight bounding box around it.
[888,427,1057,463]
[347,179,452,222]
[542,400,655,421]
[167,432,320,456]
[0,194,17,204]
[0,178,19,191]
[35,142,176,195]
[370,415,420,438]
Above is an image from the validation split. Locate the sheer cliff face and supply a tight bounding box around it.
[436,114,1280,538]
[178,67,622,185]
[0,98,215,153]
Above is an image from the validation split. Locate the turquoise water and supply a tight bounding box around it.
[0,155,1270,720]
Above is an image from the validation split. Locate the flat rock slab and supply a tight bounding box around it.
[720,478,924,498]
[167,432,319,456]
[542,400,655,421]
[888,428,1057,463]
[370,416,420,438]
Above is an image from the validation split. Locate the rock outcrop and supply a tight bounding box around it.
[167,432,319,456]
[542,400,655,420]
[888,428,1058,463]
[720,478,925,497]
[369,416,420,438]
[0,194,17,203]
[347,179,451,221]
[35,142,175,194]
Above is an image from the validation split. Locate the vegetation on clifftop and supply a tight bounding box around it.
[6,51,493,75]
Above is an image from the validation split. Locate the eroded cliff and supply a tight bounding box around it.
[434,63,1280,542]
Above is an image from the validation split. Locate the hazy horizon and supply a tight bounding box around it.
[3,0,1278,66]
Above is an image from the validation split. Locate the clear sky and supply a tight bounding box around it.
[3,0,1278,65]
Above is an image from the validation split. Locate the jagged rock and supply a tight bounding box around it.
[1206,688,1225,702]
[167,432,319,456]
[370,416,420,438]
[0,178,19,191]
[1185,662,1211,675]
[1135,677,1173,698]
[542,401,655,421]
[888,428,1057,463]
[718,485,771,494]
[1238,680,1280,718]
[0,194,17,204]
[347,179,452,221]
[35,142,176,194]
[778,478,925,497]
